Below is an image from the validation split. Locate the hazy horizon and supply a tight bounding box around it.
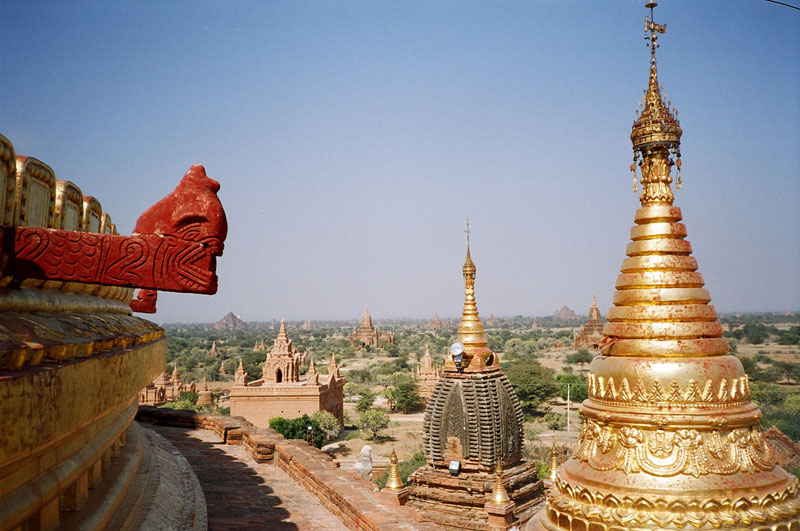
[168,308,799,327]
[2,1,798,323]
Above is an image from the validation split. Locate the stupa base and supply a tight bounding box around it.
[407,460,544,530]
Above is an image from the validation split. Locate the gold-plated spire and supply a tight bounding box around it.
[456,218,492,369]
[531,4,800,530]
[385,446,404,490]
[490,459,510,504]
[631,2,682,203]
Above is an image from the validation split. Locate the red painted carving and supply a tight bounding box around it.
[134,164,227,256]
[130,289,158,313]
[2,165,227,301]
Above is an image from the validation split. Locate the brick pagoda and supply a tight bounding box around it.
[415,345,441,400]
[572,294,604,350]
[350,308,395,348]
[230,320,345,425]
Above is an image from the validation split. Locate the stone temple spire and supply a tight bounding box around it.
[306,356,319,385]
[361,309,373,328]
[455,218,493,370]
[273,319,292,355]
[531,4,800,530]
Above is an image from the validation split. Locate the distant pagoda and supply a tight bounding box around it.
[350,309,395,348]
[572,295,604,350]
[407,227,542,528]
[230,320,345,425]
[427,312,450,331]
[415,346,441,400]
[214,311,246,330]
[208,341,220,358]
[530,4,799,529]
[552,304,578,321]
[139,364,195,405]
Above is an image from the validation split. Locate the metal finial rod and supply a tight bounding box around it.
[645,1,666,57]
[465,217,471,247]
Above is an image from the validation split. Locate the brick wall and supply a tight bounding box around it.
[136,407,440,530]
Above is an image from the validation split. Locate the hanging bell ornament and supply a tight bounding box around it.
[676,157,682,189]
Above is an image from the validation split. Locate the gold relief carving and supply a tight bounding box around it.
[548,477,800,528]
[587,373,750,407]
[574,419,776,477]
[638,151,674,204]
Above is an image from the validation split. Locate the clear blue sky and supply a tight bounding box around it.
[1,1,798,323]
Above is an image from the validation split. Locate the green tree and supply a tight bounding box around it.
[345,382,371,400]
[311,410,342,440]
[503,358,558,415]
[358,409,390,440]
[565,348,594,371]
[159,391,202,412]
[743,323,770,345]
[385,373,423,413]
[785,393,800,418]
[356,390,377,412]
[544,412,566,430]
[557,373,588,403]
[269,415,325,448]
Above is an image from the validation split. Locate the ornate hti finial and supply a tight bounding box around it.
[490,459,510,504]
[457,218,490,366]
[385,446,404,490]
[630,1,682,203]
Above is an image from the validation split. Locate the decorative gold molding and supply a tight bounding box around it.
[547,476,799,528]
[573,419,776,477]
[587,373,751,407]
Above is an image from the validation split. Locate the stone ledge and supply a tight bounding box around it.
[137,406,442,530]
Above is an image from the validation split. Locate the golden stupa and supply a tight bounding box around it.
[530,4,800,530]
